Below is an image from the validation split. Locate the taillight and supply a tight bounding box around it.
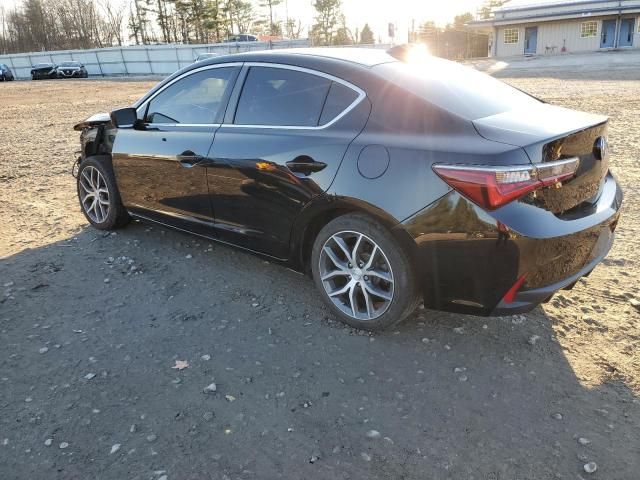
[432,157,579,210]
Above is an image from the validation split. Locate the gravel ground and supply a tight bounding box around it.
[1,61,639,480]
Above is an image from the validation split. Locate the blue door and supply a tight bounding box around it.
[524,27,538,54]
[601,20,616,48]
[618,18,635,47]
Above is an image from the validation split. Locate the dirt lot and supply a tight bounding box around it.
[1,63,639,480]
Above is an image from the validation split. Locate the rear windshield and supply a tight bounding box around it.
[373,58,541,120]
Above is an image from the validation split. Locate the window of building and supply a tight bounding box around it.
[581,21,598,38]
[235,67,332,127]
[503,28,519,44]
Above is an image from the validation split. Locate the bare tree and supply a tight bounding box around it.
[101,0,126,45]
[284,17,302,39]
[129,0,151,44]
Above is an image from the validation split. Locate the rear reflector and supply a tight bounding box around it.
[502,274,528,304]
[433,157,579,210]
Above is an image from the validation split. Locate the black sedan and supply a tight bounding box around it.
[31,63,57,80]
[57,61,88,79]
[0,64,14,81]
[72,47,622,331]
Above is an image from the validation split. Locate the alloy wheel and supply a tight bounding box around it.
[79,166,110,224]
[319,231,395,320]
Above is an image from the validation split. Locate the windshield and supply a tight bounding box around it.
[34,63,52,68]
[60,62,80,67]
[373,57,541,120]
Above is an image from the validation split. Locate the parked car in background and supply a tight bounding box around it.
[224,34,258,42]
[194,52,218,63]
[31,63,57,80]
[0,64,14,81]
[57,61,88,78]
[72,47,622,331]
[0,64,15,81]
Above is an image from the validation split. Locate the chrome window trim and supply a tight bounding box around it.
[141,123,222,128]
[134,61,366,131]
[225,62,366,130]
[135,62,243,127]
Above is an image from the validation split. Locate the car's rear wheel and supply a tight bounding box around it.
[77,157,130,230]
[311,213,420,331]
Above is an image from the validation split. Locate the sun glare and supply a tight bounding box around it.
[404,43,431,63]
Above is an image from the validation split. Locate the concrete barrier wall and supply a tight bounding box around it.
[0,39,312,79]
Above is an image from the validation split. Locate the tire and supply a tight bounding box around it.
[311,213,420,331]
[77,156,130,230]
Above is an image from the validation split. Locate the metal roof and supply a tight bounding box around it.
[469,0,640,26]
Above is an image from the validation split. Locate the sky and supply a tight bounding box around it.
[0,0,539,42]
[274,0,537,42]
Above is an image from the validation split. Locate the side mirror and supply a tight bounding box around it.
[110,107,139,129]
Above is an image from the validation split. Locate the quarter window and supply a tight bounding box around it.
[581,21,597,38]
[145,67,236,125]
[504,28,519,44]
[319,82,359,125]
[234,67,332,126]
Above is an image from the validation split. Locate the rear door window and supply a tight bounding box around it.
[145,67,237,125]
[234,67,332,127]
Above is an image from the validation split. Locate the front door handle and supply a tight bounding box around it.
[177,150,205,168]
[286,156,327,176]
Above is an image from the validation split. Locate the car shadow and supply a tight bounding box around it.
[1,221,638,479]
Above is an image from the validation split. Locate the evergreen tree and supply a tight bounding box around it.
[478,0,510,20]
[311,0,341,46]
[359,23,374,44]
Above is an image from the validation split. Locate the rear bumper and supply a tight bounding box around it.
[401,172,622,316]
[490,229,613,315]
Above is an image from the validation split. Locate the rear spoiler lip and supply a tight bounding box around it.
[73,112,112,131]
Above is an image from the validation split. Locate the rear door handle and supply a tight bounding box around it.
[177,150,205,168]
[286,156,327,176]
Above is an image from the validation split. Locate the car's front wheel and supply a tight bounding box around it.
[311,213,420,331]
[77,157,130,230]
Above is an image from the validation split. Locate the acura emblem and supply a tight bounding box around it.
[593,136,608,161]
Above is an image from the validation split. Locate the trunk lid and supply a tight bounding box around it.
[473,104,609,214]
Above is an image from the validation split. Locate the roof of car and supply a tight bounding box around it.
[135,47,400,110]
[201,47,399,68]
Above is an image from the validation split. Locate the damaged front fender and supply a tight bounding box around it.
[73,112,111,131]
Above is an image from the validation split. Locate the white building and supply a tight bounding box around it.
[469,0,640,57]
